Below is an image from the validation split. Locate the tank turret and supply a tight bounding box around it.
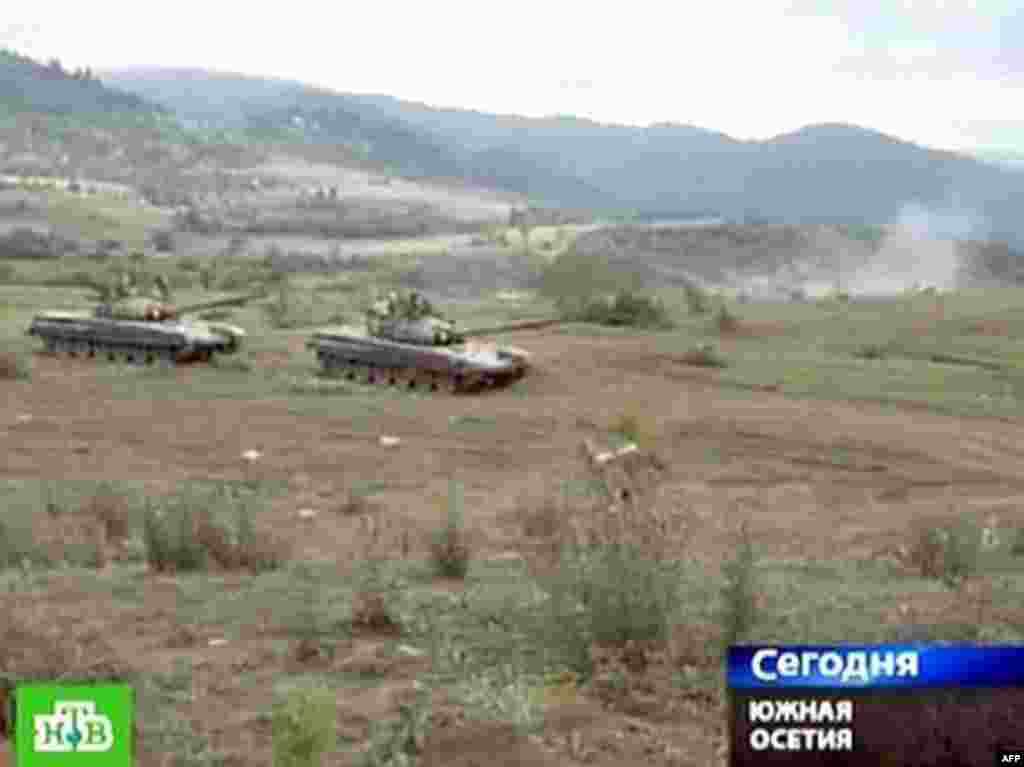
[306,288,541,393]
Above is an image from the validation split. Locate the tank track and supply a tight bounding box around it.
[34,334,216,365]
[312,349,527,394]
[28,321,222,366]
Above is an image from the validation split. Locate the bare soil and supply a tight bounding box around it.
[3,327,1024,765]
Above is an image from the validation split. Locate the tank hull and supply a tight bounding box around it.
[306,326,530,393]
[26,312,245,365]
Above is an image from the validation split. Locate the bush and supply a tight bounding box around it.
[142,486,286,574]
[151,230,175,253]
[713,303,740,333]
[429,480,472,579]
[563,290,673,329]
[362,684,432,766]
[0,352,29,380]
[854,343,888,360]
[908,521,981,588]
[679,343,728,368]
[682,280,709,315]
[719,521,757,647]
[1012,528,1024,557]
[271,683,337,767]
[520,444,685,676]
[0,228,57,259]
[538,246,644,308]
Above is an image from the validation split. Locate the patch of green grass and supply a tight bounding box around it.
[272,682,337,767]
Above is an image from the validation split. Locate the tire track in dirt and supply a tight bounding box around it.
[4,332,1024,565]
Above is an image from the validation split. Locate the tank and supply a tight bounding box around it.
[305,291,550,393]
[26,288,262,365]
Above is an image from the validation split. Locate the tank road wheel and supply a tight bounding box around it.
[430,373,461,394]
[323,355,347,377]
[105,346,118,362]
[363,366,379,385]
[54,339,72,355]
[196,350,212,363]
[43,337,57,354]
[393,369,417,391]
[122,349,140,365]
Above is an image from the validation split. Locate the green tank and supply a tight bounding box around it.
[26,284,262,365]
[306,290,550,393]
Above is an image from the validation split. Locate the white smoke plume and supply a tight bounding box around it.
[842,199,991,297]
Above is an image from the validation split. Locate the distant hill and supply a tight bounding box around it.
[102,67,616,209]
[94,68,1024,248]
[972,148,1024,169]
[0,49,160,116]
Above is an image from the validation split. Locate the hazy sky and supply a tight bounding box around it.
[2,0,1021,150]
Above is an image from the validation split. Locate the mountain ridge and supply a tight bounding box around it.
[3,61,1020,247]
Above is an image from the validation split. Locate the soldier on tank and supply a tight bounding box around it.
[153,274,170,302]
[116,272,138,299]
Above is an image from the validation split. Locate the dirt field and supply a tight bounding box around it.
[3,315,1024,765]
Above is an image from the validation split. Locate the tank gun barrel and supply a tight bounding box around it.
[459,318,563,338]
[175,290,267,315]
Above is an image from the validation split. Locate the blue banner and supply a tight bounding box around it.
[727,645,1024,689]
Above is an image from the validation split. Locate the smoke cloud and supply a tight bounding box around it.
[842,198,991,296]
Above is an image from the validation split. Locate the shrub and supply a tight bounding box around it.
[430,480,472,579]
[82,485,131,545]
[719,521,757,647]
[142,497,208,574]
[908,521,981,588]
[151,230,175,253]
[142,486,286,574]
[682,280,709,315]
[271,683,336,767]
[0,352,29,380]
[362,684,432,766]
[1012,528,1024,557]
[564,290,673,329]
[0,228,57,259]
[177,256,201,272]
[520,444,686,676]
[854,343,888,360]
[538,246,644,309]
[713,303,740,333]
[679,343,728,368]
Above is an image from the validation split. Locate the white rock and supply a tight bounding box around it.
[242,449,262,462]
[297,508,319,521]
[15,414,32,424]
[379,436,401,447]
[397,644,425,657]
[208,638,229,647]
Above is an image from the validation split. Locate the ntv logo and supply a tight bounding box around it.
[34,700,114,752]
[15,683,131,766]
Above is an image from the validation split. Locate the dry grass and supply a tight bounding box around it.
[0,351,27,379]
[712,304,740,334]
[82,487,131,544]
[678,344,728,369]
